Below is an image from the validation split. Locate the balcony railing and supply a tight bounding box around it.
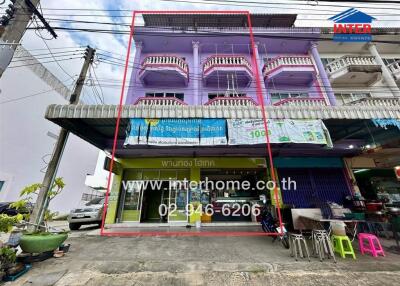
[140,55,189,75]
[203,55,252,74]
[388,61,400,80]
[204,97,258,106]
[273,98,327,107]
[344,97,400,107]
[326,56,378,74]
[133,97,187,106]
[263,56,313,76]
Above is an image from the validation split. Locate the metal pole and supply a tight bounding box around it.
[0,0,41,78]
[28,47,95,231]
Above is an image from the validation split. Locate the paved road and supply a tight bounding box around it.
[6,227,400,286]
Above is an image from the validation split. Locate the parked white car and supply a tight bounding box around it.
[68,198,105,230]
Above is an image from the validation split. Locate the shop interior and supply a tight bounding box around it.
[200,168,267,222]
[352,168,400,219]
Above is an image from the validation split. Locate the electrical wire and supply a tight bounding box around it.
[0,79,75,105]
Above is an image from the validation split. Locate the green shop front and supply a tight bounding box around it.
[105,157,269,225]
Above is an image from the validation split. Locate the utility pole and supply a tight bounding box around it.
[0,0,41,78]
[28,47,96,231]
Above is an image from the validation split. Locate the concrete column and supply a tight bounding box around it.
[192,41,200,105]
[310,42,337,106]
[133,41,143,83]
[368,43,400,97]
[126,41,143,104]
[253,42,268,105]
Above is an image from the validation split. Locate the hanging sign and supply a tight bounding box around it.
[227,119,330,145]
[125,118,227,146]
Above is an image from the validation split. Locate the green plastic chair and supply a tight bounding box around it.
[331,235,356,259]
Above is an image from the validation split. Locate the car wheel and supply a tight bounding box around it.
[69,223,81,230]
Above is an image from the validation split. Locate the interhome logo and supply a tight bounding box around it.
[329,8,376,42]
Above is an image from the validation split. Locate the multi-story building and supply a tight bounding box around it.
[45,13,400,228]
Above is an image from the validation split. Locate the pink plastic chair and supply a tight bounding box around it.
[358,233,385,257]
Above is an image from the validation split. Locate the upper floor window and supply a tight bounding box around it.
[270,92,309,104]
[383,58,400,66]
[208,93,246,100]
[145,92,184,101]
[321,58,336,68]
[335,92,371,105]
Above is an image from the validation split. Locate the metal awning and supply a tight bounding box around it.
[45,104,400,158]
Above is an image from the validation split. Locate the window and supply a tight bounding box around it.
[321,58,336,68]
[334,92,371,105]
[208,93,246,100]
[0,181,4,193]
[383,58,400,66]
[270,92,308,104]
[145,92,184,101]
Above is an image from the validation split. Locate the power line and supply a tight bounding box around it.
[8,57,83,68]
[0,79,75,105]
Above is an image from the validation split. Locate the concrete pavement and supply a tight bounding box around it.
[5,223,400,286]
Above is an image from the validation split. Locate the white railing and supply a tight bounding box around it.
[134,97,187,106]
[388,61,400,80]
[263,56,313,75]
[344,97,400,107]
[203,55,252,74]
[273,98,327,107]
[326,56,378,74]
[205,97,258,106]
[141,55,189,75]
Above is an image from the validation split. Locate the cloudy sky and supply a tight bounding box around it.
[2,0,398,105]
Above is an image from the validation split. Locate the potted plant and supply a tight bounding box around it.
[11,178,69,254]
[0,214,22,278]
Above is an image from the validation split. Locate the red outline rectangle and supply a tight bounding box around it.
[100,10,283,237]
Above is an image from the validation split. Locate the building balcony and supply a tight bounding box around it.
[203,55,253,88]
[138,55,189,87]
[326,56,382,87]
[263,56,316,87]
[133,97,187,106]
[204,96,258,107]
[388,61,400,82]
[272,97,327,107]
[343,97,400,108]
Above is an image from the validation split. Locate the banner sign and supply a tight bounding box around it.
[227,119,331,146]
[124,118,331,147]
[125,118,227,146]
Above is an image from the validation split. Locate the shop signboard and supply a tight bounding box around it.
[227,119,331,146]
[125,118,227,146]
[124,118,331,147]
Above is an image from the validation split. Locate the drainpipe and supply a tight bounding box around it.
[310,42,337,106]
[253,42,268,105]
[368,43,400,97]
[192,41,200,105]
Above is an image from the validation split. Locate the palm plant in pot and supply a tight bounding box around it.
[11,178,69,254]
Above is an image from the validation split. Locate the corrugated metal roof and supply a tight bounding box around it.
[45,104,400,121]
[142,13,297,28]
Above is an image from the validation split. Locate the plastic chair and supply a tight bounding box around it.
[358,233,385,257]
[331,235,356,259]
[312,229,336,263]
[289,233,310,261]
